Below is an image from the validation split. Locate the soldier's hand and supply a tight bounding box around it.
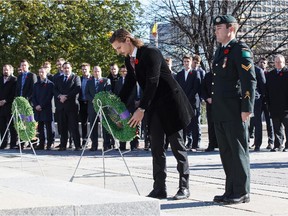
[241,112,251,122]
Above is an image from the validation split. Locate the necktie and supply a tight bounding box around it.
[63,75,68,82]
[95,79,99,92]
[21,73,27,96]
[130,56,135,70]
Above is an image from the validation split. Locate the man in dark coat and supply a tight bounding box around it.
[175,55,201,151]
[53,62,82,151]
[15,59,37,104]
[266,54,288,152]
[251,66,266,151]
[201,71,218,151]
[109,28,194,200]
[85,65,111,151]
[0,64,18,149]
[32,67,55,150]
[212,15,256,204]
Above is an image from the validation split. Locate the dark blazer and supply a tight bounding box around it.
[79,75,92,102]
[119,45,194,136]
[211,39,256,122]
[53,73,81,112]
[16,72,37,102]
[32,79,54,122]
[85,77,111,114]
[0,75,17,116]
[175,68,201,109]
[266,66,288,118]
[201,72,213,101]
[254,66,266,99]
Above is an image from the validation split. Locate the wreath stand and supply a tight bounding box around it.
[0,103,45,177]
[70,99,140,195]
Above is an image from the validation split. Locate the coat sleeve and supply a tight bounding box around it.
[138,48,162,110]
[236,42,257,113]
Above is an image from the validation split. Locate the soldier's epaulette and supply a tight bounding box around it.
[238,41,252,58]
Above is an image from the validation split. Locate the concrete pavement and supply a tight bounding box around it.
[0,127,287,215]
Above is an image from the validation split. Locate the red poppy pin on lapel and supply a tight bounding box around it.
[224,49,229,55]
[134,58,139,65]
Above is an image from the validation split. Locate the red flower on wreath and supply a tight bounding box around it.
[224,49,229,55]
[134,58,139,65]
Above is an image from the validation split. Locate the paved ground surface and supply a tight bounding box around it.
[0,126,287,215]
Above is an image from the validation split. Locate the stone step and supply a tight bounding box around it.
[0,167,159,216]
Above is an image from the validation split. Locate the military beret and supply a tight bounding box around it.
[213,15,237,25]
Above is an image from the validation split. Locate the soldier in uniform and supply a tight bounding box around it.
[211,15,256,204]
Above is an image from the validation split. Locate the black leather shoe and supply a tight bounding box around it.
[213,194,228,203]
[90,148,97,151]
[205,148,215,152]
[254,146,260,152]
[147,189,167,199]
[173,188,190,200]
[58,147,66,151]
[35,145,44,150]
[74,147,83,151]
[224,194,250,204]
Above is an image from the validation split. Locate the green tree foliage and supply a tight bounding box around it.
[0,0,142,75]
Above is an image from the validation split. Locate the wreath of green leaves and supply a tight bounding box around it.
[93,91,136,142]
[12,97,37,141]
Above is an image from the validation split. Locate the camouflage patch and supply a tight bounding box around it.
[242,50,251,58]
[241,64,252,71]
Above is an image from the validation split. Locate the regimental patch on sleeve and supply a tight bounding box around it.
[241,63,252,71]
[242,49,251,58]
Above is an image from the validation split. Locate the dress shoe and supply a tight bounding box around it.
[46,146,51,150]
[35,145,44,150]
[223,194,250,204]
[254,146,260,152]
[58,147,66,151]
[283,148,287,152]
[74,147,83,151]
[147,189,167,199]
[266,143,273,150]
[213,194,228,203]
[173,188,190,200]
[0,145,7,149]
[90,148,97,151]
[271,147,283,152]
[205,147,215,152]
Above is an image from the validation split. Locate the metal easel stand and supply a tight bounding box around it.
[69,99,140,195]
[11,105,45,176]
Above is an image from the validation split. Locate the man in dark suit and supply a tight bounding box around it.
[16,59,37,104]
[114,65,141,151]
[212,15,256,204]
[175,55,201,152]
[251,66,266,151]
[201,71,218,152]
[85,66,111,151]
[266,54,288,152]
[32,67,55,150]
[0,64,18,149]
[109,28,194,200]
[258,58,274,149]
[53,62,82,151]
[79,62,92,147]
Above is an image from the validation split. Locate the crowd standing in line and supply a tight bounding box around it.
[0,14,287,205]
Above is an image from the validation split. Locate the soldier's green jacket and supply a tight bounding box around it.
[211,39,257,122]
